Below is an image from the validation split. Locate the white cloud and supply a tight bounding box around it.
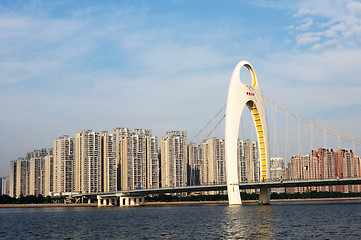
[296,18,313,30]
[296,33,320,46]
[286,0,361,50]
[311,43,323,50]
[293,8,311,18]
[347,1,361,15]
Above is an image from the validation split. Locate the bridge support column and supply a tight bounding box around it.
[97,196,102,206]
[259,187,270,205]
[227,184,242,205]
[139,196,145,205]
[119,196,130,207]
[118,196,144,207]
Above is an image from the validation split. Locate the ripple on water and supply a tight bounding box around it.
[1,202,361,239]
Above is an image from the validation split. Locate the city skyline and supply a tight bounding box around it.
[1,0,361,176]
[4,126,361,198]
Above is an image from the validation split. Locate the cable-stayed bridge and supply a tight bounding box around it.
[89,60,361,207]
[77,177,361,206]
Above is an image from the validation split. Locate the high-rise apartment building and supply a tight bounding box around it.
[187,143,202,186]
[334,149,353,192]
[29,156,41,196]
[28,149,48,196]
[201,138,226,185]
[286,155,319,193]
[53,135,75,193]
[9,161,17,197]
[145,132,159,189]
[351,156,361,192]
[128,130,148,190]
[270,157,285,193]
[114,128,131,190]
[270,157,285,180]
[16,158,28,197]
[102,131,117,192]
[113,128,159,190]
[237,140,259,183]
[161,131,187,188]
[75,130,101,193]
[286,148,361,193]
[1,177,10,195]
[44,148,54,196]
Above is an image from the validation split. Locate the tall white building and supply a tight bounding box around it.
[29,156,41,196]
[201,138,226,185]
[27,149,48,196]
[53,135,75,193]
[75,130,101,193]
[270,157,285,180]
[9,160,17,197]
[238,140,259,183]
[161,131,187,188]
[270,157,285,193]
[1,177,10,195]
[16,158,28,197]
[145,133,159,189]
[113,128,159,190]
[44,149,54,196]
[102,131,117,192]
[187,143,202,186]
[114,128,132,190]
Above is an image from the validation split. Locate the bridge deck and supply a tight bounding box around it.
[75,178,361,198]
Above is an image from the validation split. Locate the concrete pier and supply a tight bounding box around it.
[97,195,145,207]
[259,187,270,205]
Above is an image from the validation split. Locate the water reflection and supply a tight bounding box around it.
[2,202,361,239]
[220,205,275,239]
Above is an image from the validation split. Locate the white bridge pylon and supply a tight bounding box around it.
[225,60,270,205]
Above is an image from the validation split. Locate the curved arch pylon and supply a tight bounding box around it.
[225,60,270,205]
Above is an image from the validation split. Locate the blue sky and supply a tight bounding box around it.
[1,0,361,176]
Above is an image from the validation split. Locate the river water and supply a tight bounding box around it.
[1,201,361,239]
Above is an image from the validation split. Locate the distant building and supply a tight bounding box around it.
[237,139,259,193]
[201,138,226,186]
[29,156,41,196]
[1,177,10,195]
[9,160,17,197]
[102,131,117,192]
[270,157,285,180]
[270,157,285,193]
[43,149,54,196]
[114,128,159,190]
[16,158,27,197]
[238,140,259,183]
[27,149,48,196]
[75,130,102,193]
[113,127,132,190]
[187,143,202,186]
[145,132,159,189]
[161,131,187,188]
[285,148,361,193]
[53,135,75,193]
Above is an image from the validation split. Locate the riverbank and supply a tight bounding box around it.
[145,197,361,206]
[0,203,97,208]
[2,197,361,208]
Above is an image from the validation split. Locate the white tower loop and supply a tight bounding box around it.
[225,60,270,205]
